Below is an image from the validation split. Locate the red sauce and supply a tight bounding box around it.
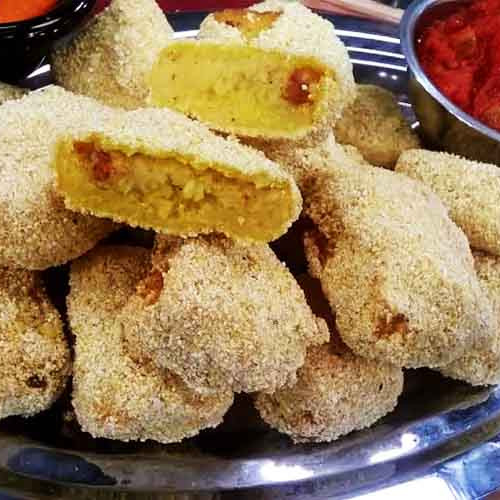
[0,0,58,23]
[418,0,500,131]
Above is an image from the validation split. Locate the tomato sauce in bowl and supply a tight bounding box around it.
[417,0,500,131]
[0,0,59,23]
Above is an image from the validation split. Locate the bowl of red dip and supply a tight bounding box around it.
[401,0,500,164]
[0,0,96,84]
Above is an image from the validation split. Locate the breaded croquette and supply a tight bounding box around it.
[293,138,494,368]
[396,149,500,256]
[440,252,500,385]
[334,84,420,168]
[53,107,301,243]
[0,82,26,104]
[255,275,403,443]
[121,234,329,394]
[150,0,355,146]
[0,268,70,419]
[69,245,233,443]
[0,86,117,270]
[52,0,173,110]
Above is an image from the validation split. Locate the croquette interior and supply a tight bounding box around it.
[54,139,296,241]
[150,41,334,138]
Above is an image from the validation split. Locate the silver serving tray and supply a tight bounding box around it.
[2,12,500,500]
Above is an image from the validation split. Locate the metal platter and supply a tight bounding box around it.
[3,12,500,500]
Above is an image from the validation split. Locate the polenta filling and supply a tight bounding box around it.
[56,141,295,242]
[150,42,333,138]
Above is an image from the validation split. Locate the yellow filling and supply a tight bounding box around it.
[150,41,333,139]
[55,142,296,242]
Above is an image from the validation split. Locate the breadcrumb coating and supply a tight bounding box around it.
[0,82,26,104]
[69,245,233,443]
[51,0,173,110]
[256,274,403,443]
[396,149,500,257]
[154,0,355,146]
[122,234,329,394]
[0,268,70,419]
[334,84,420,168]
[53,106,302,243]
[440,252,500,385]
[0,86,117,270]
[273,135,495,368]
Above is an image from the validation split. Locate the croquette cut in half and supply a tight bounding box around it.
[396,149,500,257]
[334,84,420,168]
[52,107,302,243]
[440,252,500,386]
[69,245,234,443]
[0,86,117,270]
[121,234,329,394]
[150,0,355,145]
[256,274,403,443]
[52,0,173,109]
[272,134,495,368]
[0,268,70,420]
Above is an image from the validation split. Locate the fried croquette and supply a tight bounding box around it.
[333,84,420,168]
[69,245,234,443]
[440,252,500,385]
[0,86,117,270]
[0,82,26,104]
[53,107,301,243]
[288,137,495,368]
[121,234,329,394]
[150,0,355,145]
[0,268,70,419]
[396,149,500,256]
[51,0,173,110]
[255,274,403,443]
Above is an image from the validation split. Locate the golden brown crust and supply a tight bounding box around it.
[276,136,495,368]
[0,86,117,270]
[396,149,500,256]
[52,0,173,109]
[256,343,403,443]
[440,252,500,385]
[255,274,403,443]
[334,84,420,168]
[0,82,26,104]
[121,234,329,394]
[0,268,70,419]
[69,245,233,443]
[194,0,356,146]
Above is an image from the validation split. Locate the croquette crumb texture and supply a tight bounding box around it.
[0,268,70,419]
[69,245,233,443]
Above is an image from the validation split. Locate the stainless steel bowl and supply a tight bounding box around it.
[400,0,500,164]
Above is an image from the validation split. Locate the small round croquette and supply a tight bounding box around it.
[52,0,173,110]
[440,252,500,385]
[256,343,404,443]
[255,275,403,443]
[334,84,420,169]
[0,268,71,419]
[121,234,329,395]
[0,86,117,270]
[69,245,234,443]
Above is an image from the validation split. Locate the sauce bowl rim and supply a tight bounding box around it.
[0,0,96,31]
[400,0,500,145]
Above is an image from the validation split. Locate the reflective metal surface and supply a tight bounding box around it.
[2,12,500,499]
[400,0,500,164]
